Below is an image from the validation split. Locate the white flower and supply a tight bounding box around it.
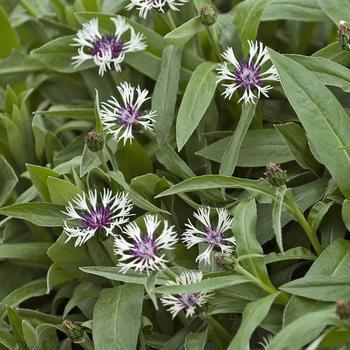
[160,271,211,318]
[259,334,273,349]
[114,214,178,274]
[72,17,146,76]
[182,207,235,265]
[99,82,156,145]
[126,0,189,19]
[217,41,280,104]
[63,189,133,247]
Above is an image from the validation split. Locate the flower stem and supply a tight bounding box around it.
[285,192,322,255]
[162,267,177,281]
[234,263,289,305]
[166,12,177,30]
[80,334,95,350]
[206,25,220,60]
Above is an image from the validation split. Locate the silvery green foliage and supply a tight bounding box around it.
[0,0,350,349]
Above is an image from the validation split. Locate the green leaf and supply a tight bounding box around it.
[228,293,279,350]
[0,4,20,58]
[288,54,350,93]
[165,17,204,45]
[264,247,316,264]
[185,329,208,350]
[153,45,183,147]
[47,177,83,205]
[233,198,271,284]
[27,164,60,201]
[93,284,144,350]
[176,62,217,151]
[233,0,270,52]
[312,41,350,66]
[197,129,293,166]
[262,0,327,22]
[0,279,47,317]
[0,243,50,265]
[341,199,350,231]
[269,49,350,198]
[0,155,17,206]
[272,187,287,253]
[317,0,350,24]
[0,202,65,226]
[275,122,321,175]
[266,310,337,350]
[155,274,249,294]
[22,320,38,349]
[219,103,256,176]
[281,276,350,301]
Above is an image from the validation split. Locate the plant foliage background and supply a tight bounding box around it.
[1,0,350,349]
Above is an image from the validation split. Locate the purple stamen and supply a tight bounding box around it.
[234,62,261,88]
[82,207,112,230]
[132,236,158,259]
[203,228,223,246]
[116,106,140,125]
[91,35,124,58]
[179,293,199,309]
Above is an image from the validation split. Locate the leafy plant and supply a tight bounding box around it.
[1,0,350,349]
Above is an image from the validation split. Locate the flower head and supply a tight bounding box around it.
[100,82,156,145]
[72,17,146,76]
[114,214,178,274]
[259,334,274,349]
[160,271,211,318]
[63,189,133,246]
[264,162,287,187]
[182,207,235,264]
[217,41,279,104]
[127,0,189,19]
[338,20,350,51]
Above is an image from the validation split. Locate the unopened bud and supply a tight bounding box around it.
[86,131,103,152]
[214,252,234,268]
[63,320,84,343]
[264,163,287,187]
[336,300,350,319]
[200,4,217,26]
[338,20,350,51]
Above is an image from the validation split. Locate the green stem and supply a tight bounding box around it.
[162,267,177,281]
[80,333,95,350]
[206,25,220,60]
[106,146,118,171]
[234,264,289,305]
[203,315,231,343]
[166,11,176,30]
[97,151,109,173]
[286,195,322,255]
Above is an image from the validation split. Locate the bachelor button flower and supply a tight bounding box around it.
[160,271,211,318]
[99,82,156,145]
[259,334,274,349]
[72,17,146,76]
[114,214,178,274]
[63,189,133,247]
[217,41,279,104]
[126,0,189,19]
[182,207,235,265]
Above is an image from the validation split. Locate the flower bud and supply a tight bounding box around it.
[86,131,103,152]
[336,300,350,320]
[62,320,85,343]
[338,20,350,51]
[214,252,234,268]
[264,163,287,187]
[200,4,217,26]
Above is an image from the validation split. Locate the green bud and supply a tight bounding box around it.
[336,300,350,320]
[214,252,234,268]
[264,163,287,187]
[338,20,350,51]
[200,4,217,26]
[86,131,103,152]
[62,320,85,343]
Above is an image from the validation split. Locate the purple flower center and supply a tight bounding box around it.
[116,106,140,125]
[82,207,112,230]
[234,62,261,88]
[91,35,124,58]
[203,228,223,246]
[178,293,199,309]
[132,236,158,259]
